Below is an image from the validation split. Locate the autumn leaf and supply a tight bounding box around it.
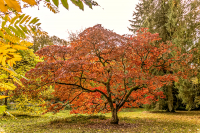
[5,0,21,12]
[0,0,8,12]
[22,0,37,5]
[0,95,9,99]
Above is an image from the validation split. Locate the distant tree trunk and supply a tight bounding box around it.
[4,90,8,106]
[166,80,181,112]
[110,108,119,124]
[167,85,174,112]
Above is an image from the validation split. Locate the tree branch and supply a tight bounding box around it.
[118,85,142,109]
[54,82,109,100]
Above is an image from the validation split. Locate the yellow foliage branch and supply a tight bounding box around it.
[0,0,36,13]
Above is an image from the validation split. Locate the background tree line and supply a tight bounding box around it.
[129,0,200,111]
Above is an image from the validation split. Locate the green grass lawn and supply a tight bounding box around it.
[0,108,200,133]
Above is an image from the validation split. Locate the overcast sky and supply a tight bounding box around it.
[22,0,139,40]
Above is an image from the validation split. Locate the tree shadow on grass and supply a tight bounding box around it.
[34,114,199,133]
[3,113,200,133]
[13,114,40,118]
[42,115,139,133]
[49,114,107,124]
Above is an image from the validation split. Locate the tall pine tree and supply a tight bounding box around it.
[129,0,200,111]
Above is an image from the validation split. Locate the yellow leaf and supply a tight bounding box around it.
[0,83,16,91]
[5,48,17,52]
[1,56,6,66]
[13,57,22,62]
[20,41,33,46]
[0,95,9,99]
[12,45,28,50]
[5,34,20,43]
[0,48,4,53]
[13,58,22,62]
[25,42,33,46]
[13,53,22,58]
[22,0,37,5]
[0,0,8,12]
[1,45,11,50]
[25,16,31,24]
[5,0,21,12]
[0,55,3,62]
[7,59,13,66]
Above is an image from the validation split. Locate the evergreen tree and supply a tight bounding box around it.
[129,0,200,111]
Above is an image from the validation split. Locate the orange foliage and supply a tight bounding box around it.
[20,25,192,116]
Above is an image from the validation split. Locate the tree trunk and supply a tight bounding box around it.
[110,108,119,124]
[167,85,175,112]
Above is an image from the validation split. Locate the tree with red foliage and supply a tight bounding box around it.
[22,25,185,124]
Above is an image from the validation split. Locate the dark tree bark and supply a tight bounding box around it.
[110,108,119,124]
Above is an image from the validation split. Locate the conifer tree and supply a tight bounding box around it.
[129,0,200,111]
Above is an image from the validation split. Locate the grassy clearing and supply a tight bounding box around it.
[0,108,199,133]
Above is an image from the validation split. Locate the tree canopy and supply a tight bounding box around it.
[19,25,191,124]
